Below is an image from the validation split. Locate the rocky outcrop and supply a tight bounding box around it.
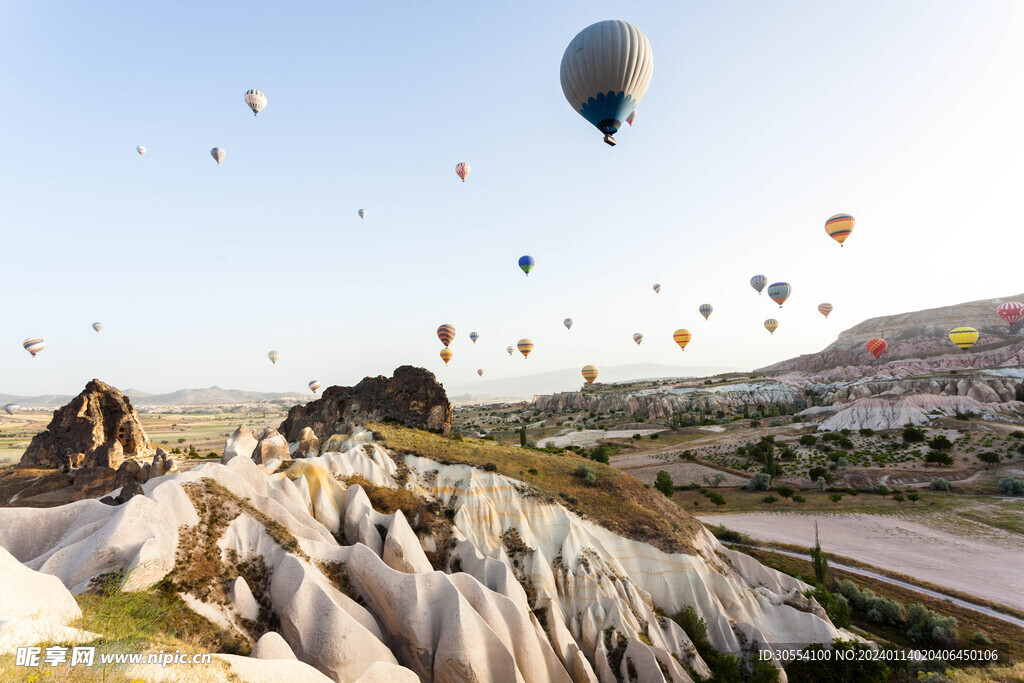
[279,366,453,439]
[817,394,1024,431]
[71,466,116,501]
[20,379,152,469]
[295,427,320,458]
[222,426,257,464]
[253,427,290,464]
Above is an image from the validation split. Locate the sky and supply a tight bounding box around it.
[1,1,1023,395]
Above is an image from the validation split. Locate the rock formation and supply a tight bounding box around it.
[279,366,452,439]
[20,379,152,469]
[252,427,290,464]
[222,425,258,464]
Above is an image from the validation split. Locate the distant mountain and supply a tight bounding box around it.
[124,386,306,406]
[443,363,742,402]
[0,393,74,408]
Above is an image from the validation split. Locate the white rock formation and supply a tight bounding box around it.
[818,394,1024,431]
[251,630,297,660]
[223,425,257,464]
[230,575,260,621]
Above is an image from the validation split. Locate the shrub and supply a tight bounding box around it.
[786,641,889,683]
[1010,431,1024,439]
[821,432,841,443]
[924,451,954,465]
[836,456,849,467]
[875,485,890,497]
[907,493,920,502]
[672,605,707,643]
[977,451,999,464]
[810,586,852,629]
[807,465,830,482]
[650,433,659,440]
[892,493,905,502]
[575,464,596,485]
[527,468,538,475]
[590,445,611,464]
[655,470,674,497]
[906,603,959,645]
[749,419,760,428]
[828,493,843,505]
[859,428,875,437]
[792,495,807,503]
[745,472,771,491]
[998,477,1024,496]
[927,435,953,451]
[776,485,795,499]
[836,579,906,626]
[799,434,818,446]
[177,437,186,444]
[706,491,726,506]
[929,478,952,491]
[902,425,926,443]
[762,495,778,505]
[713,525,744,543]
[971,631,992,645]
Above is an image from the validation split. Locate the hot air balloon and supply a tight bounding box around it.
[92,322,103,333]
[518,255,535,276]
[456,162,470,182]
[563,318,573,330]
[582,365,599,384]
[477,369,484,377]
[437,324,456,348]
[506,346,514,356]
[517,339,534,358]
[211,147,226,164]
[767,282,791,308]
[818,303,833,319]
[633,333,643,346]
[136,146,146,156]
[764,319,778,335]
[750,275,767,295]
[2,403,17,415]
[470,331,480,344]
[997,302,1024,327]
[22,338,44,357]
[653,283,661,294]
[949,327,979,350]
[244,89,267,116]
[560,20,654,146]
[440,348,454,365]
[673,329,691,351]
[309,380,322,393]
[866,338,887,359]
[626,110,636,126]
[699,304,713,320]
[825,214,855,246]
[358,209,367,220]
[267,350,280,365]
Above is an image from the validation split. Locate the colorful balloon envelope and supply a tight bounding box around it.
[267,350,280,365]
[517,338,534,358]
[211,147,226,164]
[825,213,855,246]
[3,403,18,415]
[477,369,484,377]
[518,255,535,276]
[997,302,1024,327]
[750,275,766,295]
[437,324,456,348]
[673,329,691,351]
[506,346,514,356]
[699,304,713,320]
[949,327,979,350]
[563,318,573,330]
[308,380,322,393]
[23,338,45,357]
[469,331,480,344]
[136,146,146,156]
[455,162,470,182]
[767,282,791,308]
[244,89,267,116]
[764,319,778,335]
[818,303,833,318]
[92,322,104,333]
[653,283,661,294]
[866,338,887,359]
[581,365,599,384]
[633,332,643,346]
[440,348,454,365]
[358,209,367,219]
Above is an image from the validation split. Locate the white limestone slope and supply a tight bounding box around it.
[0,427,846,682]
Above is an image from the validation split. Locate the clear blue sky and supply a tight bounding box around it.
[2,1,1022,395]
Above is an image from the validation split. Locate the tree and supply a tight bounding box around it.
[776,485,795,499]
[808,465,830,482]
[828,493,843,505]
[902,424,926,443]
[519,425,527,448]
[998,477,1024,496]
[907,493,920,502]
[978,451,1000,464]
[762,495,778,505]
[575,464,596,484]
[925,451,953,465]
[655,470,674,497]
[792,495,807,503]
[799,434,818,446]
[744,473,771,491]
[928,434,953,451]
[810,522,828,584]
[929,478,952,491]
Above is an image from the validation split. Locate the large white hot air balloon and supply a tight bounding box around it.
[560,20,654,146]
[92,322,103,333]
[211,147,227,164]
[244,89,267,116]
[136,146,146,156]
[358,209,367,220]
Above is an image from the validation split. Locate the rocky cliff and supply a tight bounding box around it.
[280,366,452,440]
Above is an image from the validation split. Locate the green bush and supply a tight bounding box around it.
[929,478,952,491]
[875,485,890,497]
[977,451,999,464]
[971,631,992,645]
[907,493,920,502]
[836,579,906,626]
[792,495,807,503]
[808,465,829,482]
[590,445,611,464]
[892,493,905,502]
[906,603,959,645]
[927,435,953,451]
[786,641,889,683]
[713,525,744,543]
[575,464,596,485]
[810,585,852,628]
[775,485,795,499]
[859,428,875,436]
[762,495,778,505]
[654,470,674,497]
[998,477,1024,496]
[745,472,771,491]
[707,491,726,506]
[902,425,926,443]
[799,434,818,446]
[924,451,953,465]
[828,493,843,504]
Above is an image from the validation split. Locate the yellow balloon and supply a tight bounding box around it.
[440,348,454,365]
[764,319,779,335]
[581,365,599,383]
[948,327,979,350]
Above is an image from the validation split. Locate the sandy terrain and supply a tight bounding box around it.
[697,512,1024,611]
[541,429,665,448]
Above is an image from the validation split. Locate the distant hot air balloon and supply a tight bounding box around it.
[440,348,454,365]
[673,329,691,351]
[653,283,661,294]
[818,303,833,319]
[506,345,514,356]
[437,324,456,348]
[358,209,367,219]
[633,333,644,346]
[518,255,535,276]
[2,403,17,415]
[764,319,779,335]
[211,147,227,164]
[267,350,280,365]
[136,146,146,156]
[560,20,654,146]
[582,365,599,384]
[750,275,767,295]
[308,380,322,393]
[825,214,855,246]
[997,302,1024,327]
[699,304,713,320]
[564,318,573,330]
[22,338,45,357]
[949,327,979,350]
[456,162,470,182]
[477,369,484,377]
[626,110,636,126]
[244,89,267,116]
[470,331,480,344]
[92,322,103,333]
[517,339,534,358]
[866,338,887,359]
[767,282,791,308]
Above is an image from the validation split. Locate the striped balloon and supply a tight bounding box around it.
[673,329,691,351]
[825,214,855,246]
[997,302,1024,327]
[456,162,470,182]
[517,338,534,358]
[506,346,514,356]
[22,338,45,357]
[469,331,480,344]
[767,282,791,307]
[818,303,833,318]
[633,332,644,346]
[699,304,713,320]
[477,369,484,377]
[653,283,661,294]
[750,275,766,294]
[244,89,267,116]
[437,324,456,348]
[866,338,887,359]
[308,380,322,393]
[764,319,778,335]
[267,350,280,365]
[581,365,600,384]
[211,147,226,164]
[949,327,979,350]
[518,255,535,276]
[440,348,453,365]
